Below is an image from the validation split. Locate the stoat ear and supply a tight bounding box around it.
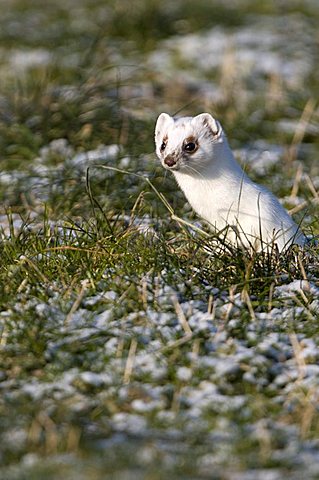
[192,113,220,136]
[155,113,174,140]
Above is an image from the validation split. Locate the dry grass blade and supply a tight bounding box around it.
[65,279,90,325]
[123,338,138,384]
[172,294,193,335]
[287,98,317,163]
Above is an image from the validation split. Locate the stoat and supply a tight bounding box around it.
[155,112,305,252]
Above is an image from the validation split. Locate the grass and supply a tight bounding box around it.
[1,0,319,479]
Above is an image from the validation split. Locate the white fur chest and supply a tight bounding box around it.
[173,171,236,229]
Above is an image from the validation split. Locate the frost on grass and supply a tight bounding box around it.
[148,16,315,99]
[234,142,284,175]
[1,266,319,477]
[69,144,121,167]
[8,49,52,72]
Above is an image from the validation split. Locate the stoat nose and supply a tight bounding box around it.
[164,155,176,167]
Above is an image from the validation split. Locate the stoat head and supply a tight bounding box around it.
[155,112,223,174]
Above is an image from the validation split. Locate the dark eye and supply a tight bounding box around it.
[160,141,166,151]
[184,142,197,153]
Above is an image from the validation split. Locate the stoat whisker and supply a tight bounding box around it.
[186,158,212,172]
[184,164,206,180]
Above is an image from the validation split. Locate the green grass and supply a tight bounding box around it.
[1,1,319,479]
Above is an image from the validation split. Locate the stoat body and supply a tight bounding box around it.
[155,112,305,252]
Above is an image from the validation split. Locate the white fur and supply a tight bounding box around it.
[155,112,305,251]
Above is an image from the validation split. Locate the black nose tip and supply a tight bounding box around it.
[164,156,176,167]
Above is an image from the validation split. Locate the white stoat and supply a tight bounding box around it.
[155,112,305,252]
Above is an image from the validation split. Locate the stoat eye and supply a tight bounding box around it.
[184,142,197,153]
[160,141,166,151]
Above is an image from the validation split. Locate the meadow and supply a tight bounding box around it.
[0,0,319,478]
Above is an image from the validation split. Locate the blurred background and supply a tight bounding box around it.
[0,0,318,152]
[1,0,318,217]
